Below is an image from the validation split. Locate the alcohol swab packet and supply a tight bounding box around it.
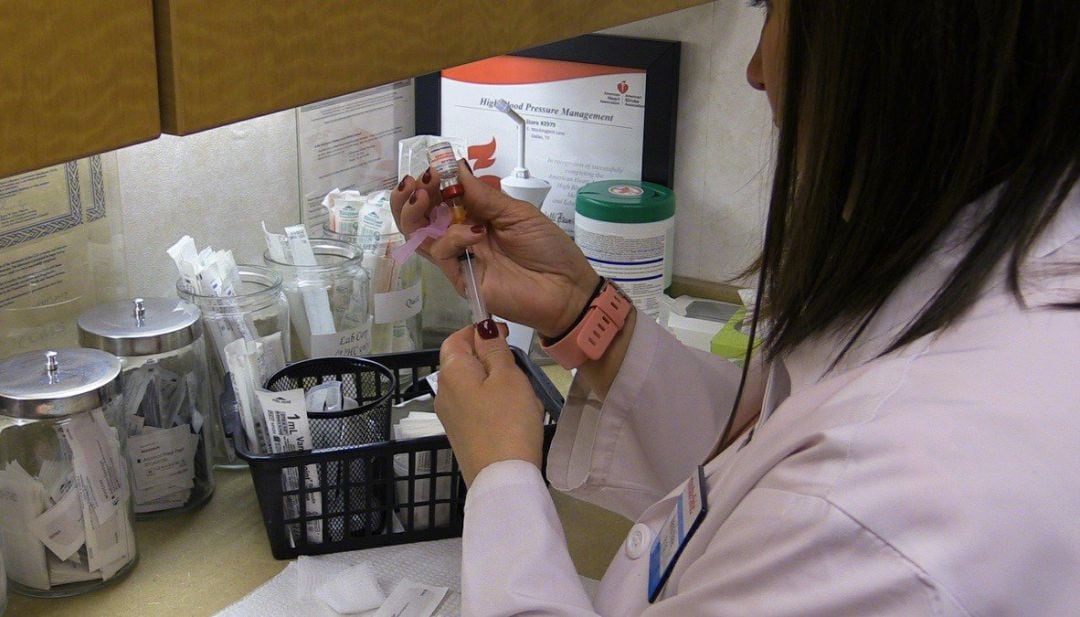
[391,204,452,265]
[373,579,448,617]
[314,561,386,614]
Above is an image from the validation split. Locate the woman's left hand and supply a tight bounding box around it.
[436,323,546,486]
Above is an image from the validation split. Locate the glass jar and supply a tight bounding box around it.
[0,349,137,598]
[323,226,423,354]
[263,238,372,360]
[177,265,291,467]
[77,298,215,517]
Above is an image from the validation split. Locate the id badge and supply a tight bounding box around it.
[648,465,708,602]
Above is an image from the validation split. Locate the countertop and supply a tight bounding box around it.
[7,365,632,616]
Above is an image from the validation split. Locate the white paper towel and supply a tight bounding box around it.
[217,539,462,617]
[216,537,599,617]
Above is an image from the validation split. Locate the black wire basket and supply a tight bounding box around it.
[224,348,563,559]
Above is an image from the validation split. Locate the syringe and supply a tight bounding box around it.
[427,142,491,325]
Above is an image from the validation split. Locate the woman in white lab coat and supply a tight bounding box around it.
[391,1,1080,614]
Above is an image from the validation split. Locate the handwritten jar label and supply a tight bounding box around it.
[311,321,372,358]
[373,282,422,324]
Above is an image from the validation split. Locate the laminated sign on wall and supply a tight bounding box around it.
[439,55,646,236]
[418,34,681,238]
[0,155,128,358]
[297,81,416,236]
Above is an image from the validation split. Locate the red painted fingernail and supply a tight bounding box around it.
[397,176,407,191]
[408,190,418,204]
[476,319,499,340]
[470,224,485,234]
[421,169,432,184]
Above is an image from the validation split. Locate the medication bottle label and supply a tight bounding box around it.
[575,215,672,318]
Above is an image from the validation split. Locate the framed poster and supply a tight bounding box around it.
[416,34,679,235]
[0,154,128,358]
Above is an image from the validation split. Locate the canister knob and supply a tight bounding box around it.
[0,348,122,419]
[133,297,147,322]
[45,350,59,373]
[78,297,202,356]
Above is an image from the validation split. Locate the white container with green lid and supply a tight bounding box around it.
[574,180,675,319]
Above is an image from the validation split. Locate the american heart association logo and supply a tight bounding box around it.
[617,81,629,95]
[608,184,645,197]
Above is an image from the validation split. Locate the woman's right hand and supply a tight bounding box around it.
[390,161,600,339]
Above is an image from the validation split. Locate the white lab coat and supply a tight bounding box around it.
[460,188,1080,616]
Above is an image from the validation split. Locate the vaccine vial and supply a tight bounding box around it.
[427,142,467,224]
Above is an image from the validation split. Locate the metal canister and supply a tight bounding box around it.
[0,348,137,597]
[78,297,214,517]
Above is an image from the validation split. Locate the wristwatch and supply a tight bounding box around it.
[541,279,632,369]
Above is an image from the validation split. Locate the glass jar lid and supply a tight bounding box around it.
[0,348,122,419]
[78,297,202,356]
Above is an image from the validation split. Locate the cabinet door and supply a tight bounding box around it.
[155,0,708,135]
[0,0,159,179]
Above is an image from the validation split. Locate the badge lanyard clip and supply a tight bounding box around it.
[648,465,709,603]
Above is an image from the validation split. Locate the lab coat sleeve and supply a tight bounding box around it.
[546,315,755,520]
[646,488,950,616]
[461,460,597,616]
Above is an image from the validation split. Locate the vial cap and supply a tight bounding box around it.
[441,184,465,201]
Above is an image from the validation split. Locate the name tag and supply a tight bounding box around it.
[648,466,708,602]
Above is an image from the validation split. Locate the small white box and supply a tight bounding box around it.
[659,295,740,352]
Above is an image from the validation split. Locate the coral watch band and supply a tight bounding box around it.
[541,280,632,369]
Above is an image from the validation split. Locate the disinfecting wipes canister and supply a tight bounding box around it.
[574,180,675,319]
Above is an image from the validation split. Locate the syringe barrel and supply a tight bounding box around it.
[458,250,490,324]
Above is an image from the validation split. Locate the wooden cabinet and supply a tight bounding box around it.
[0,1,706,174]
[0,0,159,179]
[154,0,709,135]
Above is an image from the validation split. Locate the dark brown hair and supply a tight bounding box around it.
[756,0,1079,363]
